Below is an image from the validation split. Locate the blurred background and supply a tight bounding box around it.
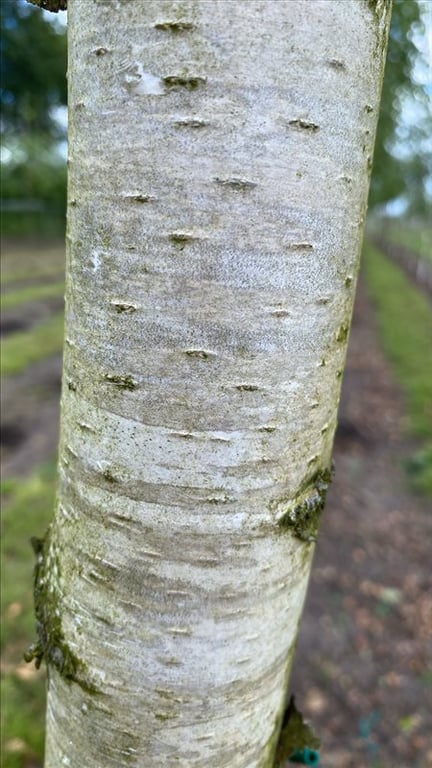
[0,1,431,767]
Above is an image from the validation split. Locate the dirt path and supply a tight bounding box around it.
[291,275,432,768]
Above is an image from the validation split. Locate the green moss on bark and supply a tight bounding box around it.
[277,466,334,542]
[24,530,97,694]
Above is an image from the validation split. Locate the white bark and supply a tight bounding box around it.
[42,1,390,765]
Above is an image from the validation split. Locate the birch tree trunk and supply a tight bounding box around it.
[39,1,390,765]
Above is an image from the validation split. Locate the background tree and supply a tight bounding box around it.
[34,1,390,766]
[0,0,67,235]
[1,0,427,239]
[369,0,431,215]
[1,0,66,136]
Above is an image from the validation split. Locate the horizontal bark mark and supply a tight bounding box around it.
[121,194,156,203]
[109,301,139,314]
[174,118,209,128]
[169,232,200,245]
[77,421,96,432]
[163,75,206,89]
[284,242,314,251]
[154,21,195,32]
[328,57,346,69]
[288,118,320,132]
[213,176,257,190]
[103,374,138,391]
[93,47,110,57]
[184,349,217,360]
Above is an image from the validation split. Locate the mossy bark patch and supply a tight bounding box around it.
[24,530,96,694]
[274,696,320,767]
[276,466,334,542]
[367,0,392,18]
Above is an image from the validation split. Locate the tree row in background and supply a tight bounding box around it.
[0,0,430,237]
[1,0,67,236]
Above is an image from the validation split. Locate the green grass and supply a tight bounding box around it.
[1,241,64,766]
[1,312,64,377]
[1,462,58,768]
[1,281,64,312]
[363,243,432,494]
[403,445,432,498]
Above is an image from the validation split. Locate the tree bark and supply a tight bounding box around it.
[41,1,390,765]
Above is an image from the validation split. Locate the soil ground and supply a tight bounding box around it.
[1,264,431,767]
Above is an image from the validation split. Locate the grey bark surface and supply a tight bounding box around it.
[42,1,390,766]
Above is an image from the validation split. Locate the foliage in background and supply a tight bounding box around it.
[369,0,431,216]
[0,0,67,235]
[0,0,66,136]
[1,0,431,237]
[1,134,67,235]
